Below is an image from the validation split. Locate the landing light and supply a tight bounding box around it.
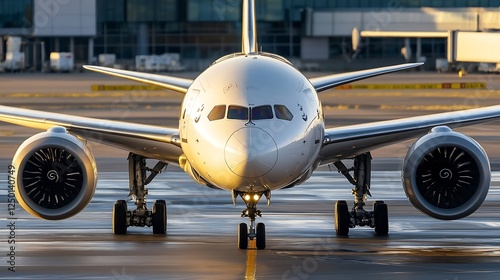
[243,194,261,202]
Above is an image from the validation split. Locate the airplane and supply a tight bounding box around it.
[1,0,499,250]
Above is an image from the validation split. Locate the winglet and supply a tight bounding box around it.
[242,0,258,54]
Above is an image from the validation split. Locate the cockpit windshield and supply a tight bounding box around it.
[207,104,293,122]
[251,105,273,120]
[274,105,293,121]
[207,105,226,121]
[227,105,249,120]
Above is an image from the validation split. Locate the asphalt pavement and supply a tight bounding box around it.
[0,71,500,279]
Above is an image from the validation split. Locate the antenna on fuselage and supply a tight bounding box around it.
[242,0,258,55]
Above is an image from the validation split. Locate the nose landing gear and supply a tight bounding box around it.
[236,191,269,250]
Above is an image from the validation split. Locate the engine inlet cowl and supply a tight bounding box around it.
[402,126,490,220]
[13,127,97,220]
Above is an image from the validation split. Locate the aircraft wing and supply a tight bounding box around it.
[310,62,423,93]
[0,105,182,163]
[83,65,193,94]
[319,105,500,165]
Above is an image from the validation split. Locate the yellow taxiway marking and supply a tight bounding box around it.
[91,84,165,91]
[245,239,257,280]
[0,130,14,136]
[322,104,482,111]
[335,82,486,90]
[0,92,177,98]
[323,91,500,99]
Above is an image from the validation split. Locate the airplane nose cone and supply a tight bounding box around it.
[225,127,278,177]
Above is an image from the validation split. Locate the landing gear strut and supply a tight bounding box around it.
[112,153,168,235]
[236,191,269,250]
[333,153,389,236]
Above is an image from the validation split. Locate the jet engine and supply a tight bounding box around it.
[12,126,97,220]
[402,126,490,220]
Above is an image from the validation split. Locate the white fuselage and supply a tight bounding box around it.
[179,54,324,193]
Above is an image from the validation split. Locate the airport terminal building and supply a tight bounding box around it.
[1,0,500,70]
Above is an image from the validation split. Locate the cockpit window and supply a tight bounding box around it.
[252,105,273,120]
[207,105,226,121]
[227,105,249,120]
[274,105,293,121]
[209,104,292,122]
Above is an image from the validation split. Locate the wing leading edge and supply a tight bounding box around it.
[0,105,182,163]
[319,105,500,165]
[83,65,193,94]
[310,62,423,93]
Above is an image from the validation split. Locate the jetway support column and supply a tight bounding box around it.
[41,41,45,72]
[70,37,75,55]
[403,38,412,62]
[88,38,94,64]
[33,39,38,71]
[55,38,60,52]
[416,37,422,61]
[0,37,3,61]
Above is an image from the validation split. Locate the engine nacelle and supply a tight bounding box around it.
[402,126,490,220]
[12,126,97,220]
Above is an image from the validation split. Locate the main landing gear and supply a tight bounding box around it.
[333,153,389,236]
[236,191,270,250]
[112,153,168,235]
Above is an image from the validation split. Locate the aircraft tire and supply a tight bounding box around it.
[256,223,266,250]
[335,200,350,236]
[374,201,389,235]
[113,200,127,235]
[153,200,167,234]
[238,223,248,249]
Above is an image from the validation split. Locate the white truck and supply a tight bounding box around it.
[50,52,74,72]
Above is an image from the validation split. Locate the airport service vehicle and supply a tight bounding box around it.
[1,0,499,250]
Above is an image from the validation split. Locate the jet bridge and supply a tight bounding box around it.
[356,29,500,70]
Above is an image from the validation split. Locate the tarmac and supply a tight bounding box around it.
[0,70,500,279]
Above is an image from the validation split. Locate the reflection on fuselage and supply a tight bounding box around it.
[179,54,324,193]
